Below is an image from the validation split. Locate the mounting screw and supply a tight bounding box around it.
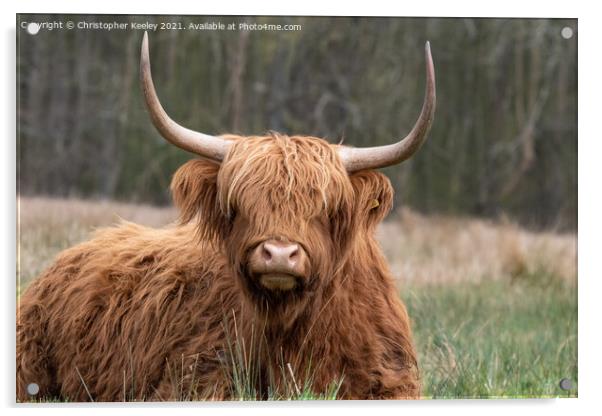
[27,383,40,396]
[559,378,573,391]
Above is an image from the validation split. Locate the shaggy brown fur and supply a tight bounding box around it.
[17,133,419,401]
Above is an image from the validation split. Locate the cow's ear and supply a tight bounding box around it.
[171,159,229,243]
[349,171,394,231]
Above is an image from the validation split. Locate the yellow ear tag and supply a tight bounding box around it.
[370,199,380,209]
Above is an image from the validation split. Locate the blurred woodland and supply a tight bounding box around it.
[17,15,577,230]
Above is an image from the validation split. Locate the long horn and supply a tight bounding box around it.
[338,41,436,172]
[140,31,230,161]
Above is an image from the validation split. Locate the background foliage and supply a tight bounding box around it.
[17,15,577,229]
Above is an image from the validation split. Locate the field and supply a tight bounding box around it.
[17,196,578,399]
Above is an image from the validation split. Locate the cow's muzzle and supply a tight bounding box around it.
[247,239,309,291]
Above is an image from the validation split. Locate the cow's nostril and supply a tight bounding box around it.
[289,245,299,261]
[261,245,273,262]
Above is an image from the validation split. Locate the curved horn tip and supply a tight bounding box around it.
[425,41,433,61]
[141,31,149,64]
[338,41,436,172]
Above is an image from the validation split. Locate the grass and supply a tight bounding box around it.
[406,278,577,398]
[220,318,344,401]
[16,196,577,400]
[157,315,344,401]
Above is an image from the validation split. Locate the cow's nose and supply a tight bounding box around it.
[248,239,308,291]
[260,241,300,269]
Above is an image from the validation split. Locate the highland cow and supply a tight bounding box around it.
[17,32,436,401]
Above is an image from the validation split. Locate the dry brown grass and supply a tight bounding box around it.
[379,208,577,285]
[18,196,577,290]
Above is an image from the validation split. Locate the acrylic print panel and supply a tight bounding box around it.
[16,14,577,401]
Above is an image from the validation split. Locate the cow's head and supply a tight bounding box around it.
[140,33,435,318]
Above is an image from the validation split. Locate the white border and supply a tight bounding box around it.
[3,0,584,18]
[3,1,601,416]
